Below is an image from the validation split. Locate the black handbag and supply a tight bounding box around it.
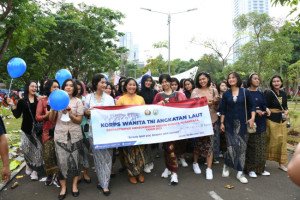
[27,100,43,136]
[49,125,55,137]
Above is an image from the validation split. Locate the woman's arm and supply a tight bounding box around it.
[49,109,57,122]
[8,98,23,118]
[36,99,48,122]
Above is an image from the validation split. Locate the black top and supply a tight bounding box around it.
[0,116,6,136]
[138,88,158,105]
[12,98,38,134]
[264,89,288,123]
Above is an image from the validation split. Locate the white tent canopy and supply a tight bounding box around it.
[152,66,199,82]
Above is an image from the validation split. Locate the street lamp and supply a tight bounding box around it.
[141,7,197,75]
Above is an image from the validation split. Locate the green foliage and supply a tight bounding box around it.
[0,1,126,87]
[142,55,172,76]
[152,41,168,49]
[271,0,300,31]
[233,12,293,87]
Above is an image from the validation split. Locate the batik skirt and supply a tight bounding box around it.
[123,145,145,176]
[266,119,288,164]
[245,132,267,174]
[224,120,249,171]
[21,131,43,171]
[163,142,178,173]
[194,122,216,157]
[89,136,113,189]
[43,137,57,175]
[55,132,83,180]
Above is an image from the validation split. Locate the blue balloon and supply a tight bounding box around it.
[49,90,70,111]
[55,69,72,87]
[101,73,109,82]
[7,58,27,78]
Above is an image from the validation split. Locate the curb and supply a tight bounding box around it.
[0,162,25,191]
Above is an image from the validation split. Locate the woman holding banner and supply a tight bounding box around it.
[191,72,219,180]
[116,78,146,184]
[138,74,158,173]
[153,74,187,185]
[220,72,256,184]
[49,79,83,199]
[84,74,115,196]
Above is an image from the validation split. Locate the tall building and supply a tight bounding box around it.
[119,32,139,62]
[233,0,269,62]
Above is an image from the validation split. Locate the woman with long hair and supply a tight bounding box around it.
[153,74,187,184]
[183,78,195,99]
[220,72,256,184]
[84,74,115,195]
[36,80,60,186]
[7,80,43,181]
[49,79,83,199]
[116,78,146,184]
[105,82,116,99]
[137,74,158,173]
[245,73,271,178]
[191,72,219,180]
[264,75,289,171]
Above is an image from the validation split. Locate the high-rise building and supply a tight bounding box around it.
[233,0,269,62]
[119,32,140,62]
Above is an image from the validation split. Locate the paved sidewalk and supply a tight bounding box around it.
[1,151,299,200]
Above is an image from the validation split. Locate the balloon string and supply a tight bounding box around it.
[8,78,13,97]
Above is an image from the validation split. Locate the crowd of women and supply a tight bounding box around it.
[3,71,289,199]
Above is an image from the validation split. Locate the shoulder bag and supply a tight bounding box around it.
[27,100,43,136]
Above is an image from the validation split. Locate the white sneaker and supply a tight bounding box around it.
[248,171,257,178]
[170,173,178,184]
[206,168,213,180]
[149,162,154,170]
[30,171,38,181]
[144,164,151,173]
[237,173,248,184]
[179,158,188,167]
[25,165,32,175]
[262,171,270,176]
[222,165,229,177]
[161,168,171,178]
[193,163,201,174]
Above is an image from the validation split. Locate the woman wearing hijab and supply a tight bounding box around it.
[137,75,158,173]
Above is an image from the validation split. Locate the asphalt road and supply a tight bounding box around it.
[1,150,299,200]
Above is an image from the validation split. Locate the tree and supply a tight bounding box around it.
[196,54,223,83]
[271,0,300,30]
[233,12,293,88]
[142,55,171,77]
[0,0,55,62]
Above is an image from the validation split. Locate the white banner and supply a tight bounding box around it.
[91,98,213,149]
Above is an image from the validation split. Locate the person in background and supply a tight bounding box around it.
[36,79,61,187]
[184,78,195,99]
[0,116,11,184]
[105,82,116,99]
[115,76,127,97]
[245,73,271,178]
[179,79,185,93]
[191,72,219,180]
[39,77,49,99]
[215,81,228,158]
[153,74,187,184]
[171,78,180,92]
[75,80,91,185]
[220,72,256,184]
[84,74,115,195]
[157,84,163,92]
[115,79,126,101]
[49,79,83,199]
[116,78,146,184]
[264,75,289,172]
[7,80,43,181]
[138,74,158,173]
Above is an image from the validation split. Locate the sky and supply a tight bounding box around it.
[60,0,295,63]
